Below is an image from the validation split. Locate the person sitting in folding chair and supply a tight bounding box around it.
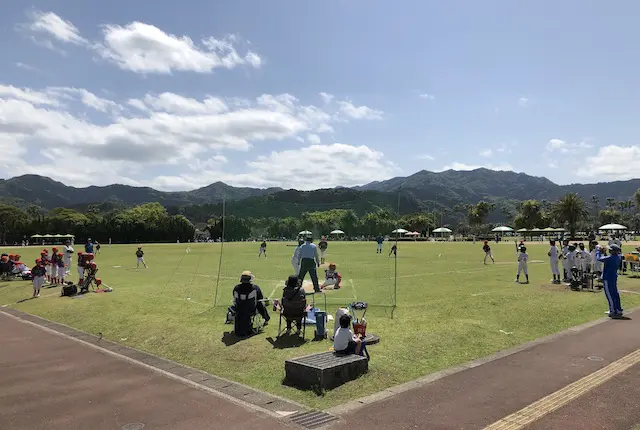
[232,271,270,337]
[278,275,307,336]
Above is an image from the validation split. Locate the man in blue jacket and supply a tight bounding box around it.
[597,244,623,318]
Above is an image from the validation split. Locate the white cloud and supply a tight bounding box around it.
[307,133,321,144]
[439,162,514,172]
[15,62,39,72]
[337,101,383,120]
[146,144,398,191]
[496,143,511,153]
[579,145,640,180]
[0,85,59,106]
[20,11,262,75]
[0,84,384,190]
[419,93,435,100]
[96,24,262,74]
[47,87,123,114]
[24,10,88,46]
[246,144,398,190]
[417,154,434,161]
[479,149,493,157]
[319,92,334,104]
[137,92,227,115]
[546,138,592,153]
[518,97,529,107]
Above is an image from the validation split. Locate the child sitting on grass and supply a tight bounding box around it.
[333,314,362,355]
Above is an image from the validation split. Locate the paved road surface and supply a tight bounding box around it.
[0,312,293,430]
[332,312,640,430]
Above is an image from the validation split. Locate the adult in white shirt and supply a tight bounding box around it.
[63,240,74,275]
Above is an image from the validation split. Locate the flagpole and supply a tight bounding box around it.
[213,195,226,307]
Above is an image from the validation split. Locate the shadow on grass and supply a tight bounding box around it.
[266,334,307,349]
[221,330,264,346]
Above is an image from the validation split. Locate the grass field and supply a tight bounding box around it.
[2,240,640,409]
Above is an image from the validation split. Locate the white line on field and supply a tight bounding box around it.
[620,289,640,295]
[349,279,358,300]
[268,282,282,300]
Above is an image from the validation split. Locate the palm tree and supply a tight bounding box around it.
[606,197,616,210]
[552,193,589,238]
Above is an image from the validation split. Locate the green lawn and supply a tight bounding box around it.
[2,240,640,409]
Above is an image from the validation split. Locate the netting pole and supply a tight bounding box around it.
[213,195,226,307]
[391,188,400,319]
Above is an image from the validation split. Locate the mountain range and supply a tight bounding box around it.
[2,170,640,221]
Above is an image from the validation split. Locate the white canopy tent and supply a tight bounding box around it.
[392,228,408,234]
[492,226,514,233]
[298,230,313,236]
[330,229,344,235]
[432,227,452,233]
[599,224,627,231]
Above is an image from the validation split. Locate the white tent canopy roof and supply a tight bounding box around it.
[432,227,452,233]
[298,230,313,235]
[392,228,408,234]
[492,226,514,232]
[330,229,344,234]
[599,223,627,231]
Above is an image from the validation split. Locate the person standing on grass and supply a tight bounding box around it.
[560,240,569,282]
[258,240,267,258]
[549,240,561,284]
[95,241,101,254]
[291,243,301,274]
[375,235,384,254]
[483,241,494,264]
[136,246,147,269]
[516,246,529,284]
[55,253,66,285]
[85,238,94,254]
[318,236,328,264]
[597,244,624,318]
[77,252,85,284]
[389,243,397,257]
[63,240,74,275]
[297,236,321,293]
[31,259,46,298]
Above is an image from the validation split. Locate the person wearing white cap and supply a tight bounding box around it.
[232,271,270,327]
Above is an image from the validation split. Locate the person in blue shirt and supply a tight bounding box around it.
[375,235,384,254]
[85,238,94,254]
[297,236,321,293]
[597,244,624,318]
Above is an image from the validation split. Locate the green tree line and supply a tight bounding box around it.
[2,190,640,244]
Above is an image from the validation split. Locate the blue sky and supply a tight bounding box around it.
[1,1,639,190]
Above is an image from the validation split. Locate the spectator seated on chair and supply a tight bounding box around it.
[232,271,270,337]
[280,275,307,334]
[333,314,362,356]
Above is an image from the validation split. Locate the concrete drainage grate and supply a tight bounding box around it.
[289,411,338,429]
